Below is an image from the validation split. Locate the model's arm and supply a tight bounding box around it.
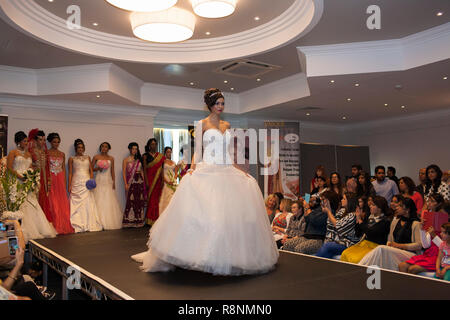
[91,155,99,172]
[122,158,128,191]
[68,157,73,193]
[142,154,148,187]
[62,153,67,189]
[111,157,116,189]
[88,157,94,179]
[6,151,22,179]
[190,120,204,173]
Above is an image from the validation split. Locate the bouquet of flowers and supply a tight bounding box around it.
[97,160,110,170]
[0,167,40,218]
[86,179,96,190]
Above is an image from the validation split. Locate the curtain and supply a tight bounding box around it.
[153,128,165,154]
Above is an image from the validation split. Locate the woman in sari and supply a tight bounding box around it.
[142,138,165,226]
[28,129,52,224]
[122,142,146,227]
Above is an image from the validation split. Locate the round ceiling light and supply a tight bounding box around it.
[131,8,196,43]
[105,0,177,12]
[192,0,237,18]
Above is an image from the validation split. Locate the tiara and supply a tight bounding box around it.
[209,91,222,97]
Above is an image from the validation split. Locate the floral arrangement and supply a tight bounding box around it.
[0,165,40,219]
[97,160,110,170]
[86,179,97,190]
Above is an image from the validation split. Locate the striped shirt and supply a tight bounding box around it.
[325,208,360,248]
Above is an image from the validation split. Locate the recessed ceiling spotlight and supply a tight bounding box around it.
[401,105,406,109]
[224,80,228,84]
[355,83,360,87]
[306,113,311,116]
[96,95,101,98]
[342,116,347,120]
[205,31,211,35]
[93,23,99,26]
[254,16,260,21]
[256,78,261,82]
[444,76,448,80]
[347,98,352,102]
[330,80,335,83]
[436,12,444,16]
[189,82,194,86]
[384,103,388,107]
[48,0,54,2]
[230,88,234,91]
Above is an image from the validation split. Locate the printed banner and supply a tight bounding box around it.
[263,121,300,200]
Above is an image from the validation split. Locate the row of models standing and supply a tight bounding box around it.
[7,129,183,242]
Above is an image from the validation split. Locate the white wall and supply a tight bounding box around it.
[343,108,450,184]
[0,96,157,209]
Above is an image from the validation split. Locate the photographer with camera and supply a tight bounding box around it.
[0,219,54,300]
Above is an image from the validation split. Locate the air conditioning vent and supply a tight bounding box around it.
[296,107,324,112]
[215,59,281,79]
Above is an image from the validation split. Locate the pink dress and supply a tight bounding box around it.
[48,155,74,234]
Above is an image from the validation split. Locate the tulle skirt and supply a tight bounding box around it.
[20,192,57,243]
[132,162,279,276]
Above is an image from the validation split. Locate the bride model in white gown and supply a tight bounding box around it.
[93,154,123,230]
[7,132,57,243]
[69,139,102,233]
[132,89,279,276]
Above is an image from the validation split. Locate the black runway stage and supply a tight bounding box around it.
[29,228,449,300]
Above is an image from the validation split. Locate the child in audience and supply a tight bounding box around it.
[435,222,450,281]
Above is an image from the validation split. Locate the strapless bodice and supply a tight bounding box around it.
[13,155,32,175]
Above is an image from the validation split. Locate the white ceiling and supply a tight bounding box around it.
[0,0,449,124]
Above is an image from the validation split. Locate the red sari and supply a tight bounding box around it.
[145,153,165,225]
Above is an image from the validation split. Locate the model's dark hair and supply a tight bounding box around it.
[425,164,443,195]
[36,130,45,139]
[74,138,85,151]
[164,146,172,155]
[99,142,111,152]
[47,132,60,143]
[375,165,385,174]
[145,138,157,153]
[399,176,416,196]
[128,142,141,161]
[204,88,224,111]
[14,131,27,145]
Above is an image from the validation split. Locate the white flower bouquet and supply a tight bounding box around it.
[0,168,40,216]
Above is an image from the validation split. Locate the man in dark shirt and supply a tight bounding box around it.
[387,166,399,188]
[416,168,427,197]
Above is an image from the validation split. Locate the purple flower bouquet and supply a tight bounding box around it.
[86,179,96,190]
